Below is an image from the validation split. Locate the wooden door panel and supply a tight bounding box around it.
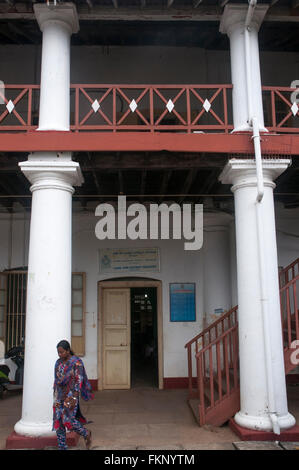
[105,350,130,388]
[105,328,128,347]
[103,289,130,389]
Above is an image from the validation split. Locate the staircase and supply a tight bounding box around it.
[185,258,299,427]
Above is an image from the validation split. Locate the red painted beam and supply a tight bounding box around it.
[0,131,299,155]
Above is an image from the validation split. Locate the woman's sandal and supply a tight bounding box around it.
[85,430,92,450]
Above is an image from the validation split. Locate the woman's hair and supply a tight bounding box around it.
[56,340,74,355]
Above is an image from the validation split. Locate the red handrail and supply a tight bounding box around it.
[184,305,238,399]
[279,258,299,287]
[195,324,239,425]
[280,273,299,349]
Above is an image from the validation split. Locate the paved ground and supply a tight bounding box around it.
[0,384,298,450]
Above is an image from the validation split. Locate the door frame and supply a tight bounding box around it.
[98,279,163,390]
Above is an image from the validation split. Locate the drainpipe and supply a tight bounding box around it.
[244,0,281,435]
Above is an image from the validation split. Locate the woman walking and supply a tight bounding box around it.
[53,340,93,450]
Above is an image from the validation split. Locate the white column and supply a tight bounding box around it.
[220,4,268,133]
[34,3,79,131]
[203,213,233,326]
[14,3,82,437]
[219,159,296,432]
[15,156,83,437]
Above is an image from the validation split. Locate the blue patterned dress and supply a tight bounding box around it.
[53,355,94,449]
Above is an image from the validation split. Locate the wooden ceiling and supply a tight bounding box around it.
[0,0,299,50]
[0,151,298,212]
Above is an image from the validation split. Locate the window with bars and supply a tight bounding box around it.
[5,271,27,351]
[0,271,86,356]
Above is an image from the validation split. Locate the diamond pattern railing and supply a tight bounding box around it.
[72,84,234,133]
[262,86,299,133]
[1,84,299,134]
[0,83,233,133]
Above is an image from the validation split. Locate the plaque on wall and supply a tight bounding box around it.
[169,283,196,322]
[99,247,160,274]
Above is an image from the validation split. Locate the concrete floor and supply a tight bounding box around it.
[0,384,298,450]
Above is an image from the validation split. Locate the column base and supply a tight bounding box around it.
[234,410,296,432]
[229,419,299,442]
[6,431,80,449]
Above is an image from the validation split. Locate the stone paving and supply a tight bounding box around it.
[0,385,298,451]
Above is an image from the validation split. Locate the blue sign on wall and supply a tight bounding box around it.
[169,283,196,322]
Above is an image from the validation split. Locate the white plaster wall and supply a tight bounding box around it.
[72,211,204,380]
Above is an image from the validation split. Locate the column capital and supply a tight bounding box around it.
[219,158,291,192]
[19,153,84,192]
[220,3,269,36]
[34,2,79,34]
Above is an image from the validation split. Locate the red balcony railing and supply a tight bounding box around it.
[1,84,299,134]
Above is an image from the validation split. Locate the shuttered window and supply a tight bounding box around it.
[71,272,86,357]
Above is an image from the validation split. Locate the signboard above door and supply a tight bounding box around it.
[99,247,160,274]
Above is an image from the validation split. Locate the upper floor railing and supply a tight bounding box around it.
[0,84,299,134]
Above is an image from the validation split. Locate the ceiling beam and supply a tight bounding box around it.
[178,169,198,204]
[7,22,36,43]
[0,4,298,22]
[87,152,101,194]
[0,23,21,43]
[159,170,172,202]
[140,169,147,201]
[92,171,101,194]
[118,170,124,194]
[81,153,227,170]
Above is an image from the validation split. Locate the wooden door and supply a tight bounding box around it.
[102,288,131,389]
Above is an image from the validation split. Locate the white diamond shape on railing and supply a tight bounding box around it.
[129,99,138,113]
[203,99,211,113]
[92,100,100,113]
[166,100,174,113]
[291,101,299,117]
[6,100,14,114]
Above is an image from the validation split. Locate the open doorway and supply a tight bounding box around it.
[98,279,163,391]
[131,287,158,388]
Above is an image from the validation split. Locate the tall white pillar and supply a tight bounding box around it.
[220,4,268,133]
[203,213,233,327]
[219,159,296,432]
[14,3,83,437]
[35,3,79,131]
[15,156,83,437]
